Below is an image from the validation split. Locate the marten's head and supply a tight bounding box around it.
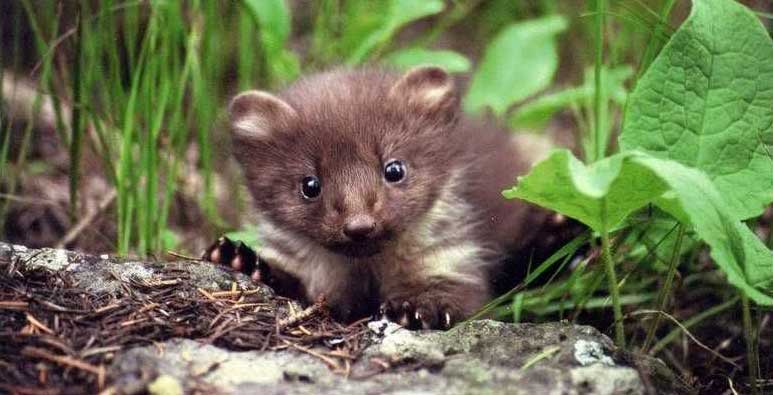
[229,66,463,257]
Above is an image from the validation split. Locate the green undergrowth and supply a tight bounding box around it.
[1,0,772,391]
[485,0,772,390]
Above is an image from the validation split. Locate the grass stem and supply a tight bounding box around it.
[467,233,589,321]
[69,5,84,220]
[601,199,625,348]
[592,0,606,162]
[636,0,677,80]
[741,294,759,395]
[642,223,686,351]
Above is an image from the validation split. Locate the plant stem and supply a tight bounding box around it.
[69,4,84,221]
[592,0,606,162]
[601,199,625,348]
[741,294,759,395]
[642,223,686,351]
[412,0,483,48]
[636,0,677,80]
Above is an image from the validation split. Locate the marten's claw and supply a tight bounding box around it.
[380,296,460,330]
[202,236,260,279]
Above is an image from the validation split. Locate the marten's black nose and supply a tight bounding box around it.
[343,215,377,241]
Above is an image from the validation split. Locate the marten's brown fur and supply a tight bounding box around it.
[225,66,553,329]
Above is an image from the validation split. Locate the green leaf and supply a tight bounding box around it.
[504,150,773,305]
[346,0,445,65]
[336,2,391,59]
[384,48,471,73]
[620,0,773,220]
[503,150,668,232]
[509,66,632,130]
[387,0,445,32]
[635,155,773,302]
[243,0,300,82]
[243,0,290,47]
[464,15,567,116]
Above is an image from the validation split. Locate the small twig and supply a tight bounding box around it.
[346,317,372,329]
[137,303,159,313]
[26,313,55,335]
[522,346,561,371]
[351,357,391,380]
[209,303,264,329]
[22,347,105,388]
[325,349,357,360]
[119,318,147,328]
[231,303,264,310]
[39,336,76,356]
[56,189,117,248]
[283,340,340,371]
[38,300,87,313]
[0,193,59,206]
[143,279,180,287]
[209,289,261,298]
[0,384,61,395]
[204,316,237,344]
[277,296,327,331]
[628,310,741,368]
[166,250,202,261]
[197,288,216,300]
[80,345,123,358]
[728,377,740,395]
[92,303,120,314]
[0,300,29,310]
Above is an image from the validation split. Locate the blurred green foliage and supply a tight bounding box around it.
[464,14,567,116]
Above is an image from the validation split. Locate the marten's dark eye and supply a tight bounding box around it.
[301,176,321,199]
[384,160,407,183]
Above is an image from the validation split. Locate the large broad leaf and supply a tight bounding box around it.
[384,48,471,73]
[504,149,773,305]
[620,0,773,220]
[346,0,445,65]
[637,155,772,293]
[464,15,567,116]
[243,0,300,83]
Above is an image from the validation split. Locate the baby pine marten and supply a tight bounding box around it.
[205,66,559,329]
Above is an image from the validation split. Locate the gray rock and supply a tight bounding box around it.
[0,242,694,395]
[111,319,693,395]
[0,241,265,297]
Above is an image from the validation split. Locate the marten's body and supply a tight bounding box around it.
[222,67,553,329]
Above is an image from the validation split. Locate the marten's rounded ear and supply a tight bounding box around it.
[389,66,457,117]
[229,90,298,140]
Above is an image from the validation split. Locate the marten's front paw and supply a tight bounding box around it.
[202,236,308,300]
[380,294,462,330]
[202,236,267,282]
